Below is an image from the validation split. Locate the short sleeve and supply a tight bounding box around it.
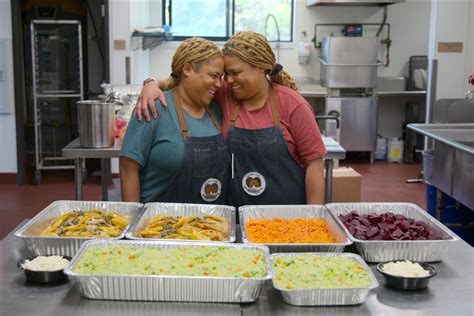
[289,101,327,163]
[119,102,160,167]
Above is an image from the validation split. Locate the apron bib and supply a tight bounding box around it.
[147,90,230,204]
[227,85,306,208]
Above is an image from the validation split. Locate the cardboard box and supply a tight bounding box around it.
[328,167,362,202]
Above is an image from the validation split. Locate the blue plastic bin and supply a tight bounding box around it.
[426,184,474,246]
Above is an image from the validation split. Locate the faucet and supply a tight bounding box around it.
[264,14,280,63]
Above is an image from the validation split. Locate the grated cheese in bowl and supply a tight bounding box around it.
[381,260,431,278]
[21,255,70,271]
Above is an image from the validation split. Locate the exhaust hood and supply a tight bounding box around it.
[307,0,405,6]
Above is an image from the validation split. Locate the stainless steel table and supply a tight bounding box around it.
[62,137,345,203]
[3,221,473,315]
[62,138,120,201]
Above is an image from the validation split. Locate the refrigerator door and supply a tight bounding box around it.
[325,97,378,152]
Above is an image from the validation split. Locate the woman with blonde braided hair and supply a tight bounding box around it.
[135,31,326,207]
[120,38,230,204]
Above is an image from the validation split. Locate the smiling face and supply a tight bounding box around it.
[182,54,224,106]
[223,54,268,101]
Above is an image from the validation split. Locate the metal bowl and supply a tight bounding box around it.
[18,255,71,284]
[376,260,436,290]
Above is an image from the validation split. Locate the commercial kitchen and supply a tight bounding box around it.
[0,1,473,315]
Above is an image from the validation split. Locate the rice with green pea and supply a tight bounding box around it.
[73,245,267,278]
[273,255,372,290]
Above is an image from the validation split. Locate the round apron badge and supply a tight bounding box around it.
[242,172,266,196]
[200,178,222,202]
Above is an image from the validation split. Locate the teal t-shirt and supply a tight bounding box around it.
[120,90,223,202]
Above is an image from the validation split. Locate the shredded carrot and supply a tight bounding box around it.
[246,218,337,243]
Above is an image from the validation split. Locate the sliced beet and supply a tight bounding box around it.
[366,226,379,238]
[338,210,442,241]
[391,228,404,238]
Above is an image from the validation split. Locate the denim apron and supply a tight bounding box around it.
[148,90,230,204]
[227,86,306,208]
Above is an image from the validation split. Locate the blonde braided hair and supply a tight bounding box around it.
[223,31,299,92]
[164,37,223,89]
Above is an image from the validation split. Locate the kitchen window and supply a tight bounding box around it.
[163,0,294,42]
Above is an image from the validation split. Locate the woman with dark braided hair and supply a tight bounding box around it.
[135,31,326,206]
[119,38,229,204]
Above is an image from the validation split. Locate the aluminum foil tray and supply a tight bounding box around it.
[64,239,271,303]
[327,202,460,262]
[126,202,236,242]
[239,205,352,253]
[14,200,143,257]
[270,252,378,306]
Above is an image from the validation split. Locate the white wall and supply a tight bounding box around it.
[129,0,150,84]
[108,0,153,173]
[0,1,17,173]
[147,0,432,80]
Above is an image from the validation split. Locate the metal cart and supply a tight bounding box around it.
[30,20,84,184]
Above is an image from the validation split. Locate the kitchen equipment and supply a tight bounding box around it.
[325,97,378,152]
[320,37,379,88]
[29,20,84,184]
[408,56,428,91]
[77,100,115,148]
[408,123,474,210]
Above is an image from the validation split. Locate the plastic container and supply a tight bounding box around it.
[18,255,71,284]
[376,261,436,290]
[387,138,404,163]
[426,184,474,246]
[374,137,387,160]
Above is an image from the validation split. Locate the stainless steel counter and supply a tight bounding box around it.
[408,123,474,155]
[2,220,473,316]
[408,123,474,210]
[62,137,346,203]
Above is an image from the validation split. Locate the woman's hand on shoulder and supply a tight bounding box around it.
[135,80,168,122]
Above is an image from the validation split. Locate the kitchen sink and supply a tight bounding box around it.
[408,123,474,210]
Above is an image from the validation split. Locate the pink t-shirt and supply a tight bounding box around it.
[215,82,327,167]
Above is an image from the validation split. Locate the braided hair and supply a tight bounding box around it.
[223,31,299,92]
[164,37,223,89]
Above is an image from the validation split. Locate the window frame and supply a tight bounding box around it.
[162,0,294,43]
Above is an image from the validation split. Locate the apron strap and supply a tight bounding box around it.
[204,104,222,132]
[172,89,189,139]
[229,83,281,127]
[229,101,241,127]
[268,85,281,127]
